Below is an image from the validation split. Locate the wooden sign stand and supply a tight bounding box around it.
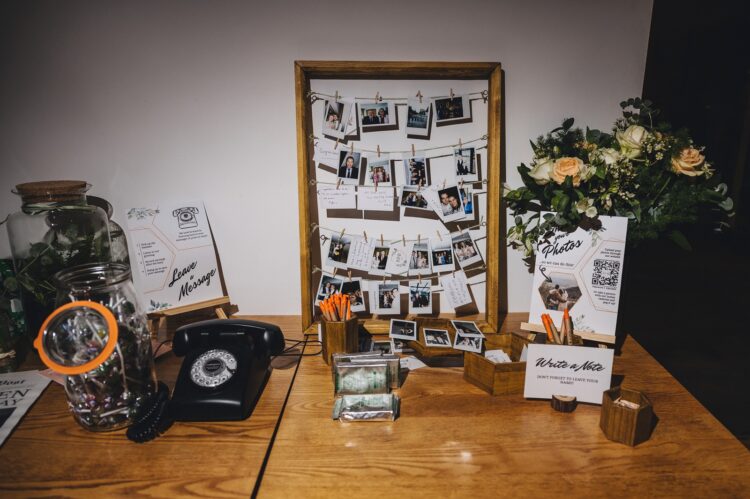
[148,296,239,341]
[520,321,615,345]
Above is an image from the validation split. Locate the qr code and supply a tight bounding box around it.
[592,259,620,287]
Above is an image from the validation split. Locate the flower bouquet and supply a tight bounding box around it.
[505,98,733,267]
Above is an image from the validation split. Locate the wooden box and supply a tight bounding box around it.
[406,318,463,358]
[321,318,359,365]
[600,386,654,446]
[463,332,542,395]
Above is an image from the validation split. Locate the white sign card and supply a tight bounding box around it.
[318,185,357,210]
[439,271,472,308]
[523,344,614,404]
[385,241,414,275]
[529,214,628,337]
[0,371,50,447]
[125,201,223,312]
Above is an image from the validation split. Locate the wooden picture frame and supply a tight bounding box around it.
[295,61,506,334]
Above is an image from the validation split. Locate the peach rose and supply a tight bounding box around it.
[671,147,705,176]
[551,157,584,186]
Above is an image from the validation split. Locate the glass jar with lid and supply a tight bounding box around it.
[35,262,156,431]
[5,181,112,339]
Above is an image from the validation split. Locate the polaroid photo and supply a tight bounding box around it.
[363,155,392,186]
[337,150,362,185]
[430,238,455,273]
[459,186,474,217]
[453,331,482,353]
[405,97,431,138]
[408,281,432,314]
[370,340,392,354]
[315,275,343,304]
[359,101,396,132]
[423,328,451,348]
[409,242,431,276]
[390,338,414,354]
[369,244,390,276]
[451,231,482,268]
[454,147,478,181]
[399,186,431,210]
[326,233,352,269]
[432,94,471,126]
[403,155,430,187]
[372,281,401,315]
[437,185,466,222]
[389,319,418,341]
[341,278,366,313]
[451,320,484,338]
[322,98,354,140]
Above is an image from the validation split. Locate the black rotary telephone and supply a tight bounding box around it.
[127,319,285,442]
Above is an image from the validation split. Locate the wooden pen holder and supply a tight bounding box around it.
[321,317,359,365]
[600,386,654,446]
[463,332,541,396]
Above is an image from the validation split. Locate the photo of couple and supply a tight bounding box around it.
[538,273,582,311]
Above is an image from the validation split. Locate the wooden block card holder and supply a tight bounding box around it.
[321,317,359,365]
[600,386,654,446]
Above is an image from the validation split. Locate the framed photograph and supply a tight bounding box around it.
[423,328,451,347]
[322,98,355,140]
[409,242,431,276]
[451,232,482,268]
[453,331,482,353]
[430,239,455,273]
[405,97,431,138]
[451,320,484,338]
[369,244,390,276]
[341,278,366,313]
[372,281,400,315]
[454,147,478,181]
[433,94,471,126]
[403,155,430,187]
[337,151,362,185]
[408,281,432,314]
[389,319,417,341]
[359,101,397,132]
[363,155,393,186]
[326,233,352,269]
[399,186,430,210]
[315,275,343,304]
[370,340,392,354]
[437,185,466,222]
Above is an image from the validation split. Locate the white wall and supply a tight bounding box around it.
[0,0,653,314]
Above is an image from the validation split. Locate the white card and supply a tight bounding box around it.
[523,344,614,404]
[529,214,628,337]
[125,201,223,312]
[313,139,341,168]
[0,371,51,447]
[357,187,394,211]
[345,236,376,271]
[318,185,357,209]
[485,349,512,363]
[385,241,414,275]
[400,356,427,371]
[440,271,472,308]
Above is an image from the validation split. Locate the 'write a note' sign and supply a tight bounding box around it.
[523,344,614,404]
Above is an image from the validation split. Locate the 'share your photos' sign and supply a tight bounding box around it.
[529,214,628,338]
[124,201,223,312]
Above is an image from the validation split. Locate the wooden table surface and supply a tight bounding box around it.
[258,313,750,498]
[0,315,304,499]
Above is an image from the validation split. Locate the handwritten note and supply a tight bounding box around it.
[385,241,414,275]
[439,271,472,309]
[313,139,342,169]
[346,236,375,271]
[318,185,357,209]
[357,187,395,211]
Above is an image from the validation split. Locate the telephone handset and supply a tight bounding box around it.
[169,318,285,421]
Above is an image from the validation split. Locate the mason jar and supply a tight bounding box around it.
[5,181,112,340]
[35,263,156,431]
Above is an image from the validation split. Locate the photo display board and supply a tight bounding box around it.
[295,62,506,334]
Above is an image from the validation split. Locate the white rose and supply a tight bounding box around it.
[616,125,648,159]
[576,198,598,218]
[528,157,554,185]
[599,148,621,166]
[580,163,596,181]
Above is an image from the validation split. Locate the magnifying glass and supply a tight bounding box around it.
[34,301,119,375]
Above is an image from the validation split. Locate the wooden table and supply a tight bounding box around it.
[0,316,303,499]
[258,313,750,498]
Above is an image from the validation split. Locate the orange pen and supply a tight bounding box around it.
[541,314,554,342]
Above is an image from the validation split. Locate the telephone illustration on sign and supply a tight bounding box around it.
[172,206,199,229]
[169,318,285,421]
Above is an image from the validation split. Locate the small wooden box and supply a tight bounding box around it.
[463,332,541,395]
[600,386,654,446]
[407,318,463,358]
[321,318,359,365]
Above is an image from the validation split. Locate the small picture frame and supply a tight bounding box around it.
[423,328,451,347]
[389,319,417,341]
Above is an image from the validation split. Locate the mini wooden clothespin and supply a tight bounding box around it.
[449,88,454,99]
[376,145,381,158]
[436,230,442,241]
[374,179,378,192]
[481,90,488,103]
[417,234,421,245]
[347,270,352,281]
[418,273,422,283]
[453,269,456,278]
[334,90,340,102]
[339,228,346,239]
[334,138,340,150]
[380,234,384,246]
[332,268,338,277]
[402,234,406,246]
[458,138,463,149]
[375,91,381,102]
[382,274,386,284]
[411,144,416,156]
[350,142,354,154]
[336,178,342,190]
[459,179,464,189]
[416,90,423,104]
[363,230,368,242]
[443,179,447,189]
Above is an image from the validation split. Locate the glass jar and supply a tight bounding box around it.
[5,181,112,340]
[87,195,130,266]
[37,263,156,431]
